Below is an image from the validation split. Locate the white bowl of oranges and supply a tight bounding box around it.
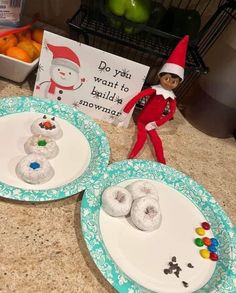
[0,28,43,82]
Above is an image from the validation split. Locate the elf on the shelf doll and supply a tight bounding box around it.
[118,35,189,164]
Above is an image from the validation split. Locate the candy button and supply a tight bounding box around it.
[201,222,211,230]
[195,238,204,247]
[208,245,217,253]
[210,252,219,261]
[203,237,212,246]
[196,227,205,236]
[43,121,52,129]
[200,249,210,259]
[211,238,219,246]
[37,139,47,146]
[29,162,40,170]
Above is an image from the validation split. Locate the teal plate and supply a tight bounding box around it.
[81,160,236,293]
[0,96,110,201]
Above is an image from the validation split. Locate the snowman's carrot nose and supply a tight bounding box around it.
[43,121,52,129]
[59,72,65,76]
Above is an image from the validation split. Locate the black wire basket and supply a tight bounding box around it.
[68,0,235,106]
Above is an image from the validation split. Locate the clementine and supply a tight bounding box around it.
[31,40,42,53]
[6,47,32,63]
[15,29,32,41]
[31,28,44,44]
[0,34,18,54]
[17,40,40,61]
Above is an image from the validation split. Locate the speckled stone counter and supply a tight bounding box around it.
[0,77,235,293]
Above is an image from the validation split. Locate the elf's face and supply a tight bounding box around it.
[51,64,79,87]
[160,74,180,91]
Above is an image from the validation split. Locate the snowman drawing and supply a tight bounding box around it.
[36,43,85,104]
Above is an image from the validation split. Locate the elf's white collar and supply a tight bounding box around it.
[151,84,176,100]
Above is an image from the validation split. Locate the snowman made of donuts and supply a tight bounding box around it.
[16,115,63,184]
[102,180,162,231]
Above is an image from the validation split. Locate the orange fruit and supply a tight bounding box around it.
[0,34,18,54]
[31,40,42,53]
[6,47,32,63]
[15,29,31,41]
[31,28,44,44]
[17,40,40,61]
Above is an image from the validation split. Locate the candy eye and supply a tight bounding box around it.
[58,68,60,71]
[43,115,47,119]
[51,117,55,121]
[69,72,71,75]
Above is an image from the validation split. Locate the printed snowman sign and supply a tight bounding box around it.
[35,44,85,102]
[34,31,149,127]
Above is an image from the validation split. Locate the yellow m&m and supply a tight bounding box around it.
[195,227,205,236]
[200,249,210,259]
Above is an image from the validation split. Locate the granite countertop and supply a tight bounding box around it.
[0,77,235,293]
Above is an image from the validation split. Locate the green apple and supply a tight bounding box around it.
[107,0,151,23]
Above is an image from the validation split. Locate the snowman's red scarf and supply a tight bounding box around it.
[48,79,74,94]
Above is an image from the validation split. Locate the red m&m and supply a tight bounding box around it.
[201,222,211,230]
[210,252,219,261]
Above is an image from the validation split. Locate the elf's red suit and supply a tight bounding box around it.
[123,85,176,164]
[120,35,189,164]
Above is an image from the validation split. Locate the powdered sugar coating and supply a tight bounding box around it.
[24,135,59,159]
[102,186,132,217]
[16,153,54,184]
[31,115,63,140]
[130,196,162,231]
[126,180,159,201]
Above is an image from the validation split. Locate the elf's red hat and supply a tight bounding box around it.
[47,43,80,71]
[159,35,189,81]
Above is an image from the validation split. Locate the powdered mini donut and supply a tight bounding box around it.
[24,135,59,159]
[126,180,159,201]
[31,115,63,140]
[102,186,133,217]
[16,153,54,184]
[131,197,162,231]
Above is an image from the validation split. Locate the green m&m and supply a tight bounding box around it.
[195,238,204,247]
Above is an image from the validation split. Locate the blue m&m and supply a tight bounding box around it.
[208,245,217,253]
[211,238,219,247]
[30,162,40,170]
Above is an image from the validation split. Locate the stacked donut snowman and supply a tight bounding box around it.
[102,180,162,231]
[16,115,63,184]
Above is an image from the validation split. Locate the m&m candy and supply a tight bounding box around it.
[208,245,217,253]
[200,249,210,259]
[195,238,204,247]
[210,252,219,261]
[201,222,211,230]
[195,227,205,236]
[203,237,212,246]
[211,238,219,246]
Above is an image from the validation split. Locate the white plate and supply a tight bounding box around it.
[0,96,110,201]
[100,179,215,293]
[81,160,236,293]
[2,112,91,190]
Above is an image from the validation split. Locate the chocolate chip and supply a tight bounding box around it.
[164,269,170,274]
[182,281,189,288]
[172,256,177,262]
[171,263,179,269]
[174,271,180,278]
[187,263,194,268]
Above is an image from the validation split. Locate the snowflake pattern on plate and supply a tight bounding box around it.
[0,96,110,201]
[81,160,236,293]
